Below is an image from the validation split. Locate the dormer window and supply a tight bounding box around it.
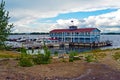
[69,26,77,30]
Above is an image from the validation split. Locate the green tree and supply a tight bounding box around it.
[0,0,13,50]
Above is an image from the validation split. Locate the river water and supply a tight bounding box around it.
[8,35,120,54]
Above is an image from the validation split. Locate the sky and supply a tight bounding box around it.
[3,0,120,33]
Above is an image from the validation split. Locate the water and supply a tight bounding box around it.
[8,34,120,54]
[100,35,120,49]
[8,35,49,39]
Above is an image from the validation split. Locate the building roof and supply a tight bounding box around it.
[50,28,100,33]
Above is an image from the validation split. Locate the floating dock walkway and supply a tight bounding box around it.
[7,41,112,50]
[69,41,112,47]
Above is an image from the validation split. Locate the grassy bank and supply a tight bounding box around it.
[0,50,19,58]
[0,48,120,79]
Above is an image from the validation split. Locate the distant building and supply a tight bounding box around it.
[50,26,100,43]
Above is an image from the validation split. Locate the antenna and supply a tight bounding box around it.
[71,20,74,26]
[69,20,77,30]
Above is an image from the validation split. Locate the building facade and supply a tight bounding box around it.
[50,26,100,43]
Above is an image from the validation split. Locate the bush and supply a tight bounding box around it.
[33,54,44,64]
[69,51,79,62]
[4,46,12,51]
[93,52,106,59]
[18,42,51,66]
[33,53,51,64]
[112,52,120,61]
[69,57,74,62]
[33,43,51,64]
[85,54,96,62]
[62,58,66,62]
[19,47,33,67]
[83,51,106,63]
[43,46,51,64]
[54,51,58,56]
[19,57,33,67]
[69,52,74,62]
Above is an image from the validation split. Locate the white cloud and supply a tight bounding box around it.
[56,19,80,28]
[53,9,120,32]
[12,8,120,33]
[4,0,120,33]
[7,0,120,19]
[13,23,54,33]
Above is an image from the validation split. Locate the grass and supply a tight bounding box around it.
[0,47,120,63]
[112,52,120,61]
[0,50,19,58]
[79,49,107,62]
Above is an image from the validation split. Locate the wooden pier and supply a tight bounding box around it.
[69,41,112,47]
[7,40,112,50]
[47,41,112,48]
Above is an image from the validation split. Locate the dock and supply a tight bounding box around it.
[47,41,112,48]
[69,41,112,47]
[6,40,112,50]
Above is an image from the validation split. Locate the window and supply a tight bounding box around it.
[79,32,81,35]
[66,32,68,35]
[75,32,79,35]
[86,32,90,35]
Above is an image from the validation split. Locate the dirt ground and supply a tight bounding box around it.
[0,49,120,80]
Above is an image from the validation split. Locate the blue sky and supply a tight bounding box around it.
[3,0,120,33]
[41,8,118,23]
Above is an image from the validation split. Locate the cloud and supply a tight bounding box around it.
[12,9,120,33]
[54,9,120,32]
[4,0,120,33]
[56,19,80,28]
[6,0,120,19]
[13,23,54,33]
[90,9,120,29]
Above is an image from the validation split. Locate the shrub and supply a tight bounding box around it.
[33,53,44,64]
[85,54,96,62]
[69,51,79,62]
[31,48,34,54]
[112,52,120,61]
[69,57,74,62]
[54,51,58,56]
[19,47,33,67]
[84,52,107,63]
[44,50,51,64]
[4,46,12,51]
[113,48,120,50]
[43,43,51,64]
[69,52,74,62]
[19,42,51,66]
[19,57,33,67]
[33,42,51,64]
[92,52,106,60]
[62,58,66,62]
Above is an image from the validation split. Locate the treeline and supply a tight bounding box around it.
[101,33,120,35]
[10,32,120,35]
[10,32,49,35]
